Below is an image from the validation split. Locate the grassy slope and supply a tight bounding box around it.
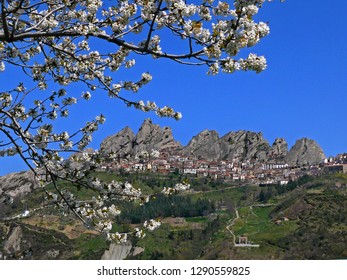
[130,174,347,260]
[1,172,346,259]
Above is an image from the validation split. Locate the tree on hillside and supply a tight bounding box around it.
[0,0,277,241]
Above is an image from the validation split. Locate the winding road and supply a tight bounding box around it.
[226,208,240,245]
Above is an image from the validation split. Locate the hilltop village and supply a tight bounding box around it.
[101,150,347,186]
[97,119,346,185]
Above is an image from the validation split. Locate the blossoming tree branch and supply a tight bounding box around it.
[0,0,277,242]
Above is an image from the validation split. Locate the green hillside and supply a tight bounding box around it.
[1,172,346,259]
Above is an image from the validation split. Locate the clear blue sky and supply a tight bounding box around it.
[1,0,347,175]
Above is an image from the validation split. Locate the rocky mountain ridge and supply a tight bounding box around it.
[101,118,326,166]
[101,118,182,158]
[0,119,327,202]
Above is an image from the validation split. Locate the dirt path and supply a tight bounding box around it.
[226,208,239,245]
[226,203,274,244]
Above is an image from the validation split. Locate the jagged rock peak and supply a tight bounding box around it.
[285,138,326,166]
[98,120,327,166]
[142,118,152,125]
[192,129,220,139]
[268,138,288,160]
[182,129,221,161]
[133,119,181,155]
[182,129,271,162]
[221,130,270,162]
[100,126,135,156]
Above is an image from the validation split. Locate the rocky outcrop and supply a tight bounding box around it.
[3,226,22,255]
[100,126,135,157]
[0,171,36,201]
[100,119,181,158]
[180,129,325,166]
[133,119,181,156]
[98,119,326,166]
[285,138,326,166]
[268,138,288,161]
[181,130,271,162]
[221,131,270,162]
[101,242,144,260]
[0,223,76,259]
[101,242,132,260]
[181,130,222,161]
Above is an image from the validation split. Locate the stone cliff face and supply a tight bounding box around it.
[98,119,326,166]
[285,138,326,166]
[181,130,271,162]
[221,131,270,162]
[101,242,144,260]
[3,226,22,256]
[101,242,132,260]
[100,126,135,157]
[181,130,222,161]
[100,119,182,158]
[133,118,181,156]
[182,131,325,166]
[0,171,36,202]
[268,138,288,161]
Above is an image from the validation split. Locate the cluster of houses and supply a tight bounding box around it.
[323,153,347,174]
[99,150,347,185]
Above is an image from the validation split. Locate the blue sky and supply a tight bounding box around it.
[1,0,347,175]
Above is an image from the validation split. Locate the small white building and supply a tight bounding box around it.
[183,168,197,175]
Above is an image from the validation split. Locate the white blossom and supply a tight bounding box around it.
[141,72,152,84]
[208,62,220,75]
[0,0,276,241]
[143,219,161,231]
[125,59,136,68]
[162,181,190,194]
[239,53,267,73]
[134,227,146,238]
[242,4,259,16]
